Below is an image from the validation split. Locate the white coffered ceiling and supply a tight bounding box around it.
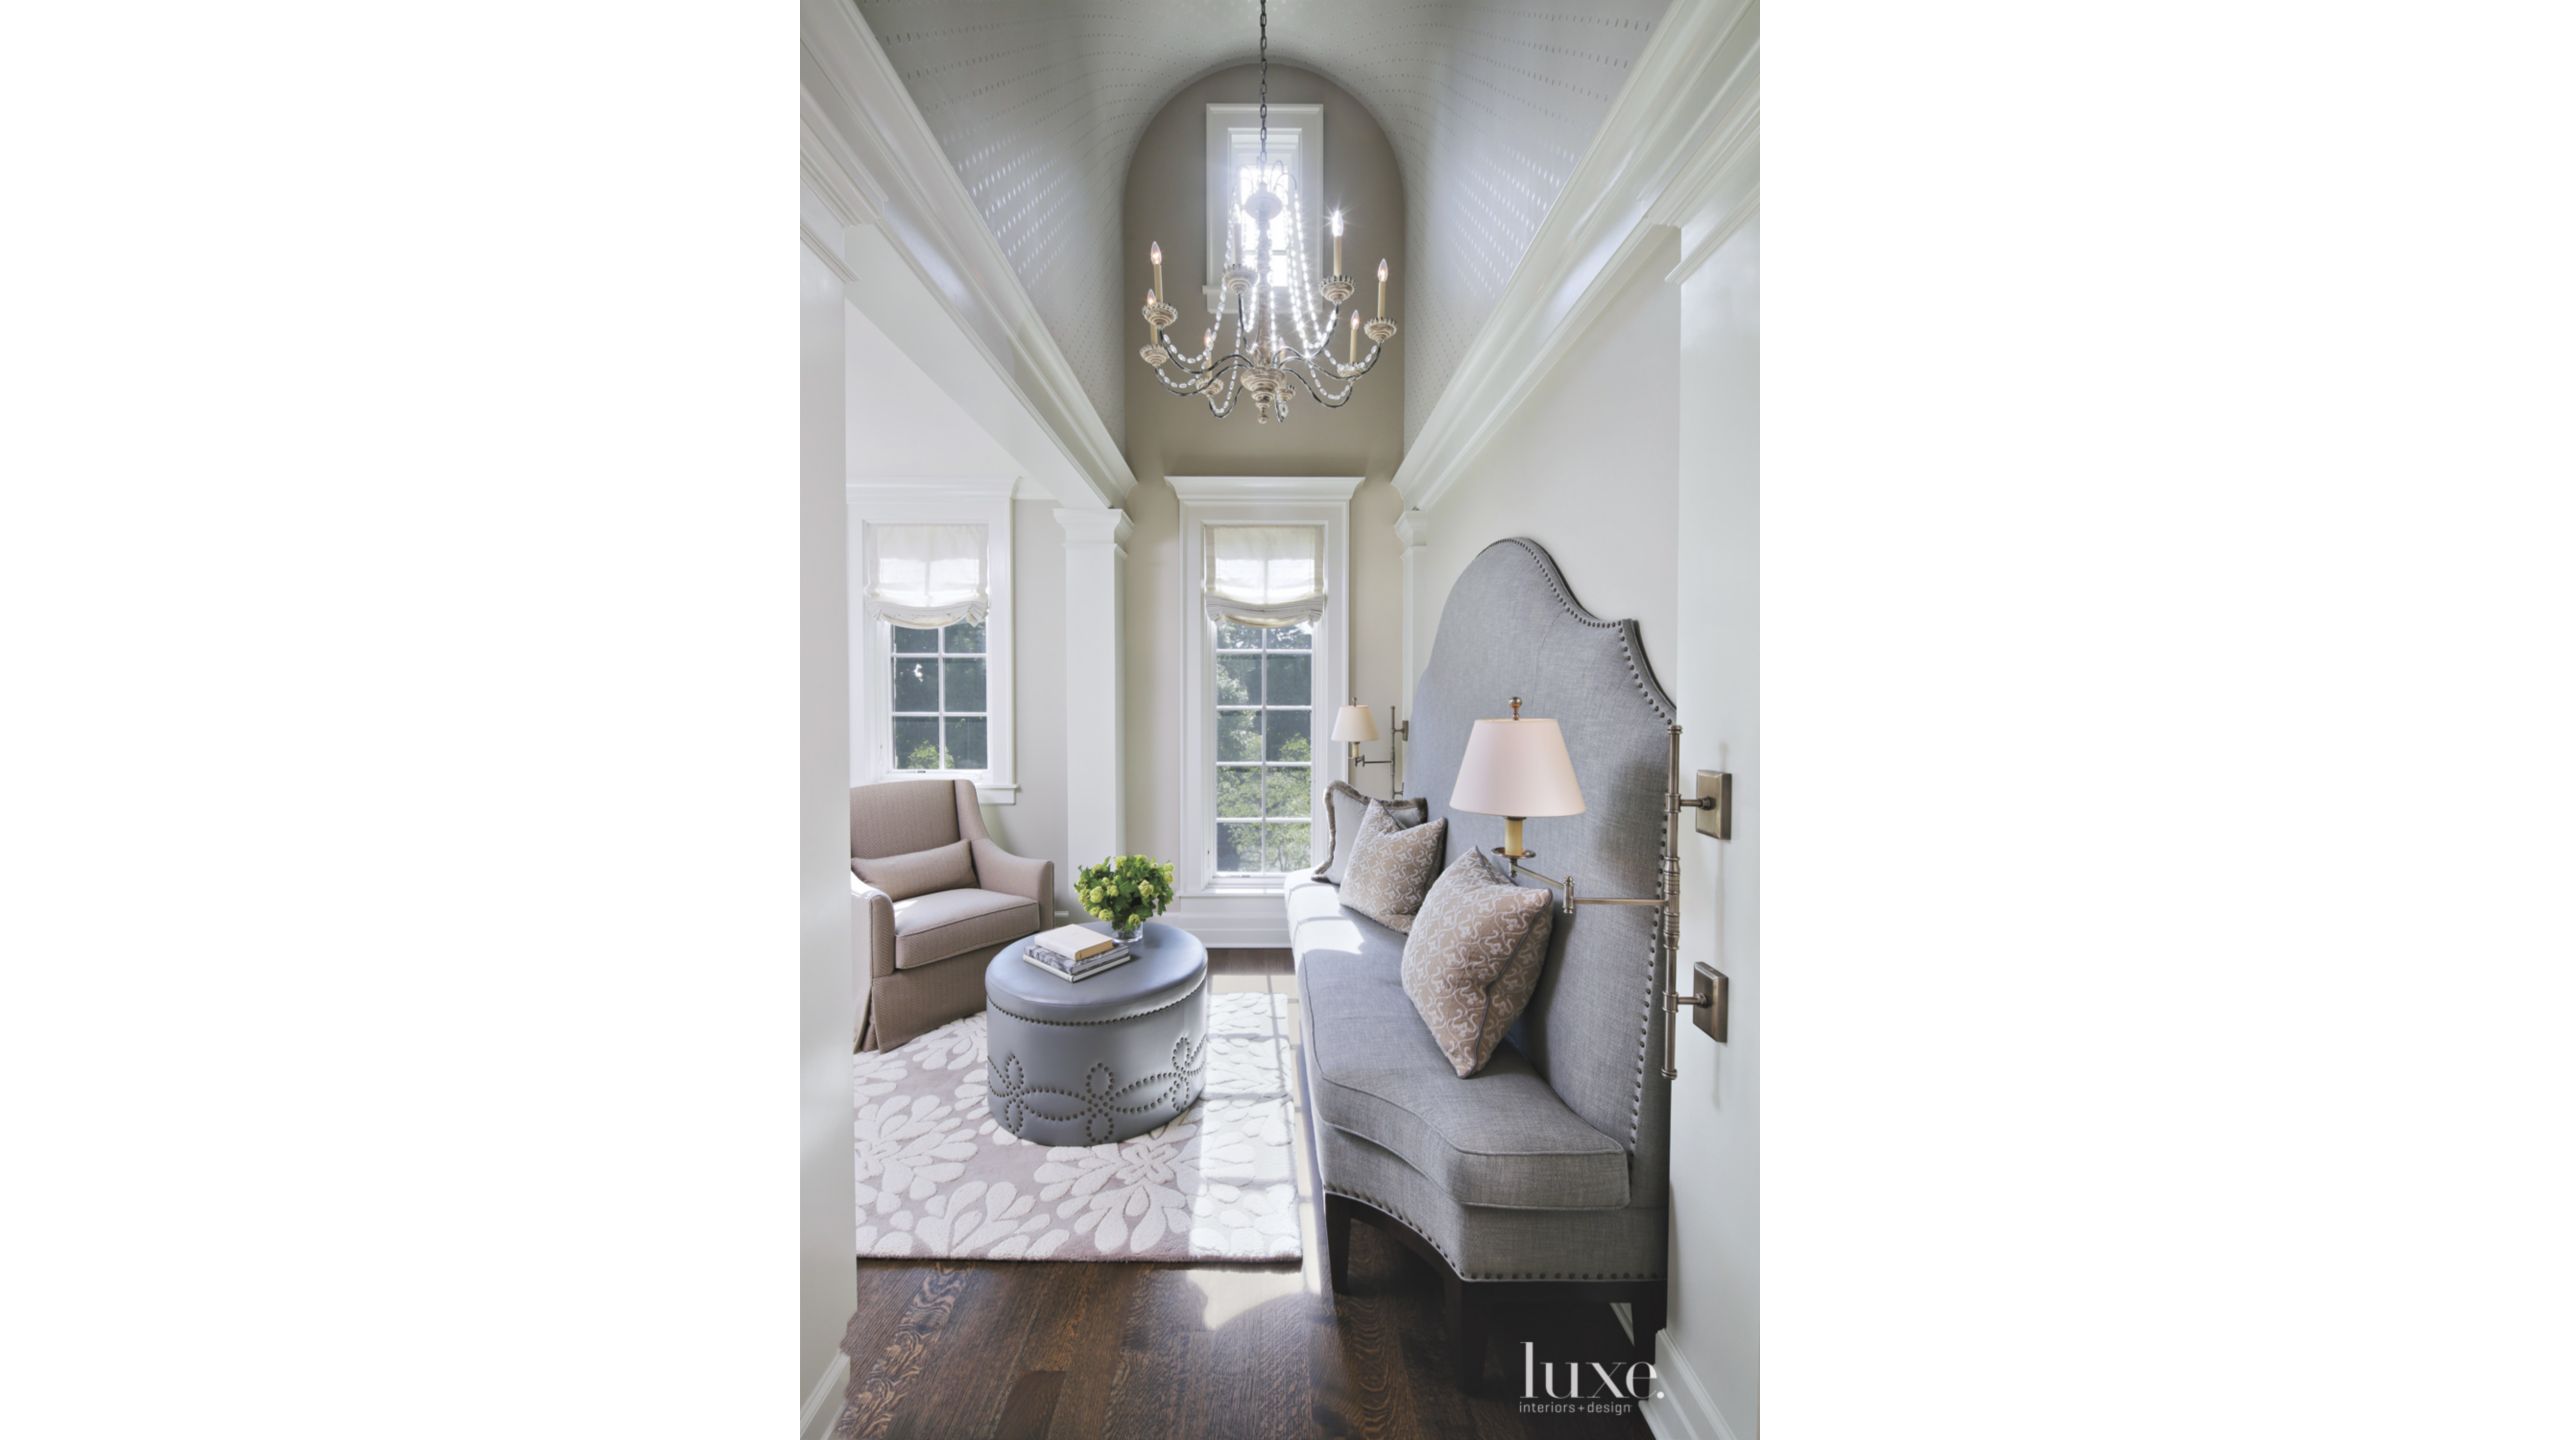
[853,0,1672,452]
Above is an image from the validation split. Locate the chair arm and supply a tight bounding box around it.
[850,875,898,979]
[972,839,1054,921]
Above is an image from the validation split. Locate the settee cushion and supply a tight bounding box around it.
[890,886,1040,970]
[1286,874,1630,1211]
[853,838,977,901]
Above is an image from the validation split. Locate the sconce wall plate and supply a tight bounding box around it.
[1693,770,1732,841]
[1693,962,1729,1043]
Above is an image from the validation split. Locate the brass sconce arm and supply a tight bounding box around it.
[1345,703,1410,800]
[1497,724,1731,1079]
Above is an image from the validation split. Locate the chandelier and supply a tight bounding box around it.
[1138,0,1397,424]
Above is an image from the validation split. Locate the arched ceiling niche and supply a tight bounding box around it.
[855,0,1671,452]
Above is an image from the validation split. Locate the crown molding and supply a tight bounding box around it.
[1391,0,1761,512]
[1393,508,1430,551]
[800,0,1133,510]
[1165,475,1363,504]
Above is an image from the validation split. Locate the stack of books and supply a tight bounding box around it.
[1025,924,1138,982]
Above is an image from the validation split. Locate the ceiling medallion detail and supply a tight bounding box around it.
[1139,0,1397,424]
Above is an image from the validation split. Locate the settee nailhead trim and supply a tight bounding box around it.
[1326,1184,1665,1283]
[1500,538,1673,725]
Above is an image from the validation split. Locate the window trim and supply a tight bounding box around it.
[1202,103,1325,305]
[1171,476,1357,897]
[848,480,1017,803]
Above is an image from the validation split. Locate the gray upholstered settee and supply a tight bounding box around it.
[850,778,1052,1051]
[1295,537,1672,1390]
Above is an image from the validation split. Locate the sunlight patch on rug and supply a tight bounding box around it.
[852,992,1301,1263]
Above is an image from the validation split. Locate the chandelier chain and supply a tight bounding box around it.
[1257,0,1268,167]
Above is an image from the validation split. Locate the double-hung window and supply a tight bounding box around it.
[849,487,1017,801]
[1172,479,1354,897]
[889,619,987,772]
[1214,617,1314,872]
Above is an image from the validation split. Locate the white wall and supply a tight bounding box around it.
[1664,210,1760,1440]
[1406,236,1683,694]
[799,230,862,1433]
[1391,212,1756,1440]
[980,497,1075,913]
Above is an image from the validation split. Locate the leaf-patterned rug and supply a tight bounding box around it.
[852,992,1303,1262]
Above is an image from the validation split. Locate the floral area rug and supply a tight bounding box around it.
[852,992,1303,1262]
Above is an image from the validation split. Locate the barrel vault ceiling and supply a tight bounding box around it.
[854,0,1671,455]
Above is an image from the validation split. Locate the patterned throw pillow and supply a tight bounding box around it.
[1312,782,1427,881]
[1336,801,1445,933]
[1399,847,1558,1077]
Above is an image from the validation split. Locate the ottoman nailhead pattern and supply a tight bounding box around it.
[989,1031,1210,1144]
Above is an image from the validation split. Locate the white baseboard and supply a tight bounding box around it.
[1642,1328,1742,1440]
[1159,900,1288,949]
[800,1351,850,1440]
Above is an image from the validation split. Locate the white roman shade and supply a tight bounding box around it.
[1202,523,1326,628]
[865,523,989,627]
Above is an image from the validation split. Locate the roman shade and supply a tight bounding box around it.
[1203,523,1326,628]
[865,523,989,627]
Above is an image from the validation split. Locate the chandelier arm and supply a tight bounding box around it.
[1308,340,1385,386]
[1155,352,1248,392]
[1285,358,1357,406]
[1205,358,1244,416]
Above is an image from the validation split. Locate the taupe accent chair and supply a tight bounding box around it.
[851,778,1052,1052]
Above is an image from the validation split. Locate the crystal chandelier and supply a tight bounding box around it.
[1138,0,1397,424]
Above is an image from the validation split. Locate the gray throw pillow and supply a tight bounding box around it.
[851,838,977,901]
[1313,782,1427,881]
[1336,801,1445,933]
[1399,847,1557,1077]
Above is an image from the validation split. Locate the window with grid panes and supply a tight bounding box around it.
[1212,619,1315,874]
[888,620,988,772]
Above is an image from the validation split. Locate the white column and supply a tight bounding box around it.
[1394,507,1429,707]
[1657,119,1761,1440]
[1055,507,1133,869]
[798,195,861,1435]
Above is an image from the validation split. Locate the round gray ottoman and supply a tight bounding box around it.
[983,922,1210,1145]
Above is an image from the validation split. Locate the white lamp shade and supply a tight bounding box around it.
[1331,704,1380,744]
[1449,716,1585,818]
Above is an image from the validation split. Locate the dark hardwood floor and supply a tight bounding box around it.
[836,949,1653,1439]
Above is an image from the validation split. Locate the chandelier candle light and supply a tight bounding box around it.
[1139,0,1398,424]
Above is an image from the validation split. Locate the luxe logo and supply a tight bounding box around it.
[1518,1340,1659,1408]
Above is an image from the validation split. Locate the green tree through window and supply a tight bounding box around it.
[889,620,987,772]
[1213,620,1313,874]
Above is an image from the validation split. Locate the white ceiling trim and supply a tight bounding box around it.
[802,0,1134,509]
[1165,474,1364,503]
[1392,0,1760,514]
[853,0,1675,448]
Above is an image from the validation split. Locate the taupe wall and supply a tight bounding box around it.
[1121,65,1410,872]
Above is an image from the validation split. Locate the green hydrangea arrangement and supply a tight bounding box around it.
[1073,853,1176,935]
